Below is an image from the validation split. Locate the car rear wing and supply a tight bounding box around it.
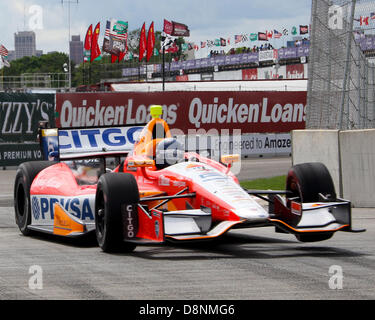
[39,124,144,161]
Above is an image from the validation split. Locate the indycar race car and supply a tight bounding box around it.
[14,105,364,253]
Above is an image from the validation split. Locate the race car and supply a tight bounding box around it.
[14,105,364,253]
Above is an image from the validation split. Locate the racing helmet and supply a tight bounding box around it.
[155,138,184,169]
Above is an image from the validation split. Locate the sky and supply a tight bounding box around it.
[1,0,312,57]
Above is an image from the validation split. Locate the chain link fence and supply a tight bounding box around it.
[307,0,375,129]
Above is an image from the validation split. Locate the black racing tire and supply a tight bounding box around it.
[286,162,335,242]
[286,162,336,203]
[95,173,139,253]
[14,161,56,236]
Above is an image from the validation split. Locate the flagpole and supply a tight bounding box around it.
[1,62,3,91]
[162,45,165,91]
[61,0,79,91]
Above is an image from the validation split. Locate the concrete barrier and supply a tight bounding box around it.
[340,129,375,208]
[292,129,375,208]
[291,130,341,196]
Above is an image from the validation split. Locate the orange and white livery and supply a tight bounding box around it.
[14,105,364,253]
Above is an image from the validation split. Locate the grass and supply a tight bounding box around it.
[240,175,286,191]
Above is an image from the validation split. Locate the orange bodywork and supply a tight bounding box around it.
[53,203,85,236]
[132,118,172,158]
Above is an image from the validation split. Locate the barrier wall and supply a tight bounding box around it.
[340,130,375,208]
[292,130,341,196]
[292,129,375,208]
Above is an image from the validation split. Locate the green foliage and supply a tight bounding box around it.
[3,52,70,76]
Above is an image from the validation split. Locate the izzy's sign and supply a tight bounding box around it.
[0,93,55,143]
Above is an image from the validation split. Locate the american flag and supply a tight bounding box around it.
[234,35,242,44]
[0,44,8,57]
[274,30,282,39]
[105,20,127,40]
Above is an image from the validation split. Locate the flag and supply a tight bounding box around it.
[103,19,128,58]
[201,41,206,48]
[181,43,188,51]
[242,34,248,42]
[165,40,178,53]
[220,38,226,46]
[258,32,267,41]
[274,30,282,39]
[105,20,128,40]
[146,21,155,62]
[234,35,242,44]
[83,25,92,62]
[170,21,190,37]
[282,28,289,36]
[214,39,220,46]
[1,56,10,68]
[0,44,9,57]
[118,50,126,62]
[250,33,258,41]
[207,40,214,48]
[299,25,309,34]
[291,26,297,35]
[163,19,173,35]
[266,30,273,40]
[91,22,101,62]
[162,34,174,50]
[139,22,147,61]
[227,37,231,45]
[111,55,118,63]
[371,12,375,20]
[360,16,369,26]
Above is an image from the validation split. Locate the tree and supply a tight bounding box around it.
[4,52,70,76]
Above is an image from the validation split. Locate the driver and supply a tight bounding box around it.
[155,138,184,170]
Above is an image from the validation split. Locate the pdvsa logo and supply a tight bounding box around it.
[31,195,95,221]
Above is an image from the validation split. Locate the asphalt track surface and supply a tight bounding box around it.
[0,158,374,300]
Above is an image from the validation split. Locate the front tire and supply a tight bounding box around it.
[286,162,336,203]
[95,173,139,253]
[14,161,56,236]
[286,162,336,242]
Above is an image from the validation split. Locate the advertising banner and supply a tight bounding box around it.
[56,91,306,134]
[286,64,305,79]
[0,143,43,167]
[242,69,258,80]
[258,49,277,62]
[0,93,55,143]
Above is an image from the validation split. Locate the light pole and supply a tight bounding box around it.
[61,0,78,90]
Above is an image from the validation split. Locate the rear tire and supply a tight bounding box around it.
[95,173,139,253]
[14,161,56,236]
[286,162,335,242]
